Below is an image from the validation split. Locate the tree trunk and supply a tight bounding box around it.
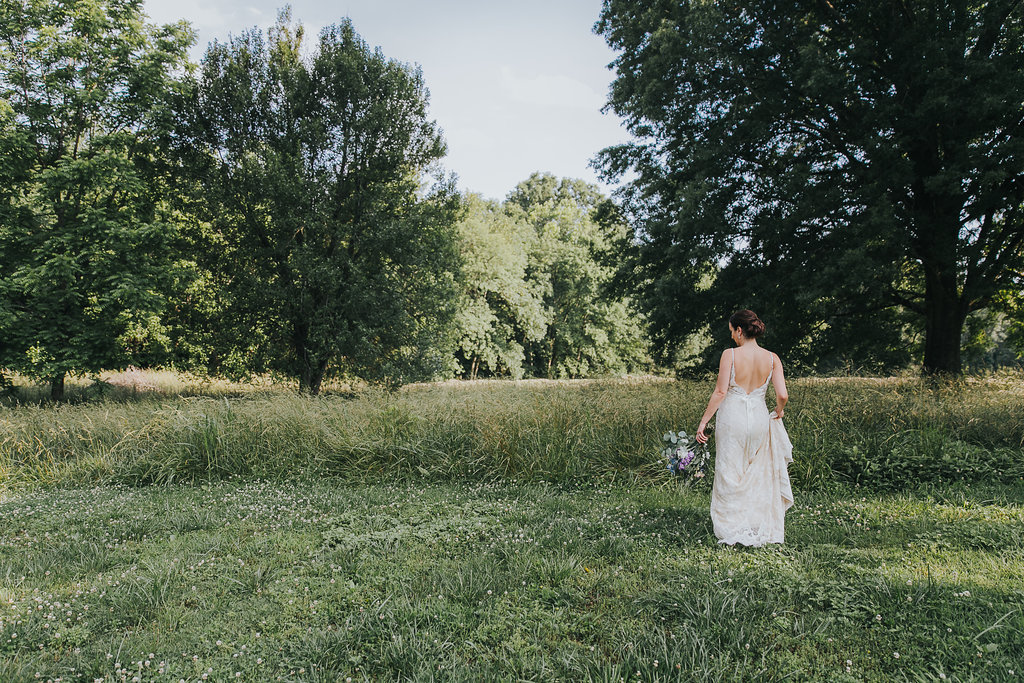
[912,185,969,375]
[50,374,65,401]
[298,358,329,395]
[292,317,329,395]
[922,263,967,375]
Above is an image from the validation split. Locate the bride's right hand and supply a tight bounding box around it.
[772,408,784,420]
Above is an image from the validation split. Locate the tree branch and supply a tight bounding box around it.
[885,284,926,315]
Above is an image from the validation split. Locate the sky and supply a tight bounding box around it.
[142,0,632,201]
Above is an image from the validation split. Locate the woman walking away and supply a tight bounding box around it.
[696,310,793,546]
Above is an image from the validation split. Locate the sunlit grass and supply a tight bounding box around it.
[1,373,1022,491]
[1,368,290,403]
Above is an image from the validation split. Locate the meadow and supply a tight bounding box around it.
[1,373,1022,681]
[2,372,1023,490]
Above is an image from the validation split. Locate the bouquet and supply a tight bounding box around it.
[661,429,711,484]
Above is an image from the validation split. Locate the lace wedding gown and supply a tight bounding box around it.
[710,349,794,546]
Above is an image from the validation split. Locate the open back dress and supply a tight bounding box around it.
[710,348,794,546]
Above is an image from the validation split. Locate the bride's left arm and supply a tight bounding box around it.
[771,353,788,419]
[696,351,731,443]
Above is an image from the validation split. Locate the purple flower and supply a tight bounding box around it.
[681,450,695,468]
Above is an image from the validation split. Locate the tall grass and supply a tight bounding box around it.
[790,375,1024,488]
[0,368,293,404]
[1,374,1022,490]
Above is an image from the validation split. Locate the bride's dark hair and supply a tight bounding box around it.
[729,309,766,338]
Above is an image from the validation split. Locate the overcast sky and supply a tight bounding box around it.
[142,0,631,201]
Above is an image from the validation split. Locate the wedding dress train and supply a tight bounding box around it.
[710,350,793,546]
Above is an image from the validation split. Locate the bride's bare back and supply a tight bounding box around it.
[697,310,788,441]
[731,345,774,394]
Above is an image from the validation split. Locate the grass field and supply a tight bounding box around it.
[1,374,1023,681]
[1,479,1022,681]
[2,373,1023,490]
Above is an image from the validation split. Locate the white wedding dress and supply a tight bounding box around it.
[710,349,794,546]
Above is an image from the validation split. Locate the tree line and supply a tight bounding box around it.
[3,0,1023,399]
[0,2,648,398]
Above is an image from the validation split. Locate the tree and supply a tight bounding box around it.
[596,0,1024,374]
[452,194,546,379]
[509,173,650,378]
[0,0,194,399]
[181,10,461,393]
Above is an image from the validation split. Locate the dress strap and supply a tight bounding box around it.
[767,351,774,381]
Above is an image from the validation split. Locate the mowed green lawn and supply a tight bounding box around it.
[1,477,1022,682]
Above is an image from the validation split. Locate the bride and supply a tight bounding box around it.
[695,310,794,546]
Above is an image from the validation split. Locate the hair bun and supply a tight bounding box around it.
[729,309,766,339]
